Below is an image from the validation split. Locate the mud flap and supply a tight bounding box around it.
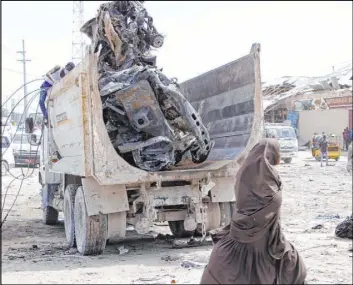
[41,184,57,208]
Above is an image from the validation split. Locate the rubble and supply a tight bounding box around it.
[180,260,206,269]
[335,214,353,239]
[81,1,214,171]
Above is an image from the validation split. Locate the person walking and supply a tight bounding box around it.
[200,138,307,284]
[319,134,329,167]
[342,127,350,150]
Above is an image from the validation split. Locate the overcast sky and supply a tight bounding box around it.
[1,1,352,113]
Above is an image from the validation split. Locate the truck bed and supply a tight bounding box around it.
[48,43,263,185]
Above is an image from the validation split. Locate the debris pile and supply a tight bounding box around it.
[81,1,213,171]
[335,214,353,239]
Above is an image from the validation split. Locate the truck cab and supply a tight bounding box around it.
[264,123,298,164]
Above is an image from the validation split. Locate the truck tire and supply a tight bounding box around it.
[64,184,79,248]
[43,206,59,225]
[74,186,107,255]
[284,158,292,164]
[168,221,194,238]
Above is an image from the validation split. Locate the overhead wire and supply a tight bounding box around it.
[1,89,45,227]
[1,79,44,109]
[2,67,41,78]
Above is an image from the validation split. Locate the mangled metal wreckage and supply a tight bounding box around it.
[81,1,214,172]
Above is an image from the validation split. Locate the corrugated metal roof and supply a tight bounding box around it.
[262,63,352,112]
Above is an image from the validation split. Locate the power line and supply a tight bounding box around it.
[1,67,40,78]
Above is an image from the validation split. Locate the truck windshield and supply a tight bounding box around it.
[266,128,296,139]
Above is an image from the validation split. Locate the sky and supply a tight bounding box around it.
[1,1,352,113]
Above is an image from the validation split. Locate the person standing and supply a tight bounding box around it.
[200,139,307,284]
[344,127,350,151]
[319,134,329,167]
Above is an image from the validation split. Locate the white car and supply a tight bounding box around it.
[1,134,15,175]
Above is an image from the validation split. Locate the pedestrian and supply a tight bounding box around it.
[200,139,307,284]
[319,134,329,167]
[344,127,350,151]
[39,62,75,126]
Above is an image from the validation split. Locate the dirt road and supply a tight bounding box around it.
[1,151,352,284]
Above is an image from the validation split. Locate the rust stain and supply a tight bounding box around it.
[81,73,91,176]
[131,95,154,109]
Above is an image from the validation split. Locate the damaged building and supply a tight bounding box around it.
[80,1,214,172]
[263,65,353,145]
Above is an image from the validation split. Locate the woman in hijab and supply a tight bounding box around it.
[200,138,307,284]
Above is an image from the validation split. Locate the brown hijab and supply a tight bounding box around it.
[202,139,306,284]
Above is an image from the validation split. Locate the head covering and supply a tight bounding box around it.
[231,138,282,241]
[201,138,306,285]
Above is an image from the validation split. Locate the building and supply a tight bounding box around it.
[262,65,352,145]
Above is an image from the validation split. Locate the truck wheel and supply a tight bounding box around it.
[284,158,292,164]
[74,186,107,255]
[168,221,194,238]
[335,157,339,161]
[43,206,59,225]
[64,184,79,248]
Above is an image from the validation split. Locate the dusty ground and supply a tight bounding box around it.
[1,150,352,284]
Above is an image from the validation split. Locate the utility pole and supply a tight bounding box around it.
[17,39,31,122]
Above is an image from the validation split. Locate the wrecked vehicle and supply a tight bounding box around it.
[25,0,263,256]
[84,0,213,172]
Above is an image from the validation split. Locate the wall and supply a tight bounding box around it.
[269,89,352,111]
[298,109,349,144]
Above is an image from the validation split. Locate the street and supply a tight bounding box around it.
[1,150,352,284]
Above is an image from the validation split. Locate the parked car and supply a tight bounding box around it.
[11,133,40,167]
[1,134,15,175]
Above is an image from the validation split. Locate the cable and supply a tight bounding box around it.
[1,91,41,176]
[2,67,41,78]
[1,79,43,109]
[1,92,43,226]
[1,89,40,138]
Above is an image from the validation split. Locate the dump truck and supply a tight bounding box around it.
[25,43,263,256]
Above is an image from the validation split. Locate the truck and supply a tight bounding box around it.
[25,43,263,256]
[264,122,298,163]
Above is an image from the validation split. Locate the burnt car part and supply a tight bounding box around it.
[81,1,213,171]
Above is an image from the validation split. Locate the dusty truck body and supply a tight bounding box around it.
[29,43,263,255]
